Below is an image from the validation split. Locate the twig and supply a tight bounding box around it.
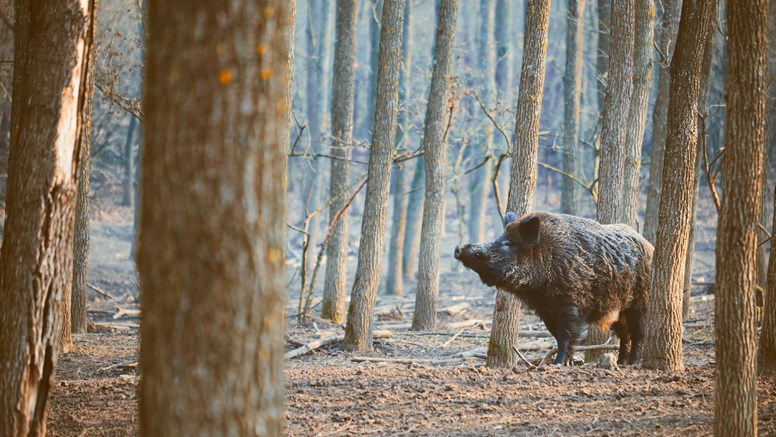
[512,345,537,369]
[95,82,144,123]
[470,90,511,152]
[537,162,597,203]
[441,328,467,348]
[113,307,141,320]
[98,361,138,372]
[88,283,114,299]
[351,356,476,365]
[285,330,392,360]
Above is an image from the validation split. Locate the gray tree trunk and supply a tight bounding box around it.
[122,117,137,208]
[642,0,683,244]
[412,0,459,331]
[561,0,586,215]
[494,0,513,101]
[363,0,384,136]
[487,0,551,368]
[595,0,611,115]
[138,1,289,434]
[403,157,424,279]
[642,0,714,372]
[621,0,654,228]
[321,0,359,322]
[343,0,405,352]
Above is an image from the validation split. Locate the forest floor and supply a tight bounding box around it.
[47,205,776,436]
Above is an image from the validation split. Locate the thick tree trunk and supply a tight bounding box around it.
[321,0,359,322]
[0,1,95,434]
[385,0,412,297]
[402,156,424,279]
[621,0,654,228]
[487,0,551,369]
[588,0,635,360]
[642,0,713,372]
[138,1,288,434]
[561,0,585,215]
[715,0,766,433]
[412,0,459,331]
[642,0,683,244]
[343,0,405,352]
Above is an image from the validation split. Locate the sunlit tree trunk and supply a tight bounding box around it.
[343,0,405,351]
[561,0,585,215]
[321,0,359,322]
[715,0,766,433]
[138,1,289,434]
[0,0,95,434]
[642,0,714,372]
[642,0,683,244]
[412,0,459,331]
[487,0,550,368]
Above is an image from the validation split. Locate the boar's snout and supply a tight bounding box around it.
[454,244,489,262]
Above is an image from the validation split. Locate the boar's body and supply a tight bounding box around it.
[454,212,653,365]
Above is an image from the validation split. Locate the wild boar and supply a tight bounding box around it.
[454,211,653,365]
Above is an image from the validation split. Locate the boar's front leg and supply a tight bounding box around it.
[551,308,588,365]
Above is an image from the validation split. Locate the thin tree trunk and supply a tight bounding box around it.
[403,156,424,279]
[621,0,654,228]
[595,0,611,116]
[642,0,683,244]
[343,0,405,352]
[561,0,586,215]
[0,0,96,434]
[487,0,551,369]
[138,1,289,434]
[322,0,359,322]
[715,0,766,432]
[122,117,137,207]
[412,0,459,331]
[642,0,714,372]
[494,0,512,101]
[385,0,412,297]
[363,0,383,136]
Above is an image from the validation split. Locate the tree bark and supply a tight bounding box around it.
[138,1,289,434]
[642,0,683,244]
[487,0,550,368]
[122,116,137,208]
[595,0,611,115]
[343,0,405,352]
[321,0,359,322]
[0,0,95,434]
[561,0,586,215]
[641,0,713,372]
[411,0,459,331]
[715,0,767,433]
[385,0,412,297]
[621,0,654,228]
[363,0,383,136]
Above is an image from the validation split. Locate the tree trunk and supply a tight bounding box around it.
[0,8,12,217]
[642,0,683,244]
[343,0,405,352]
[122,117,137,208]
[641,0,713,371]
[487,0,551,369]
[138,1,289,434]
[494,0,512,102]
[0,0,95,434]
[71,11,100,335]
[561,0,585,215]
[715,0,766,433]
[621,0,654,228]
[595,0,611,116]
[588,0,635,360]
[321,0,358,322]
[759,0,776,375]
[385,0,412,297]
[682,16,715,322]
[411,0,459,331]
[403,156,424,279]
[363,0,383,136]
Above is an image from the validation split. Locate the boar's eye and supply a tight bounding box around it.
[475,251,488,260]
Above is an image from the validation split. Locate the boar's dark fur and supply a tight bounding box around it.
[454,211,653,365]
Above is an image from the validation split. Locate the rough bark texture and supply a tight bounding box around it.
[385,0,412,297]
[715,0,766,433]
[71,5,99,335]
[412,0,459,331]
[467,0,495,243]
[621,0,654,228]
[321,0,359,322]
[561,0,585,215]
[122,117,136,208]
[642,0,682,244]
[343,0,405,352]
[642,0,713,372]
[403,156,424,279]
[0,8,11,214]
[138,1,289,435]
[487,0,550,368]
[0,0,95,434]
[682,18,715,322]
[760,0,776,375]
[588,0,635,359]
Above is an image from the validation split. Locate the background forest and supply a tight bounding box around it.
[0,0,775,435]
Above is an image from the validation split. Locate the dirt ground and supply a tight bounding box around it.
[47,206,776,436]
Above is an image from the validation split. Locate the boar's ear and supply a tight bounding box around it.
[503,211,519,228]
[518,216,541,248]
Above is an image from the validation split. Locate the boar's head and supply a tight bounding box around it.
[454,212,544,291]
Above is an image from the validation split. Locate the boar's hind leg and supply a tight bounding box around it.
[552,309,588,366]
[611,320,631,365]
[622,306,645,364]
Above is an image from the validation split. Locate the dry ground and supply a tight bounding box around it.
[47,206,776,436]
